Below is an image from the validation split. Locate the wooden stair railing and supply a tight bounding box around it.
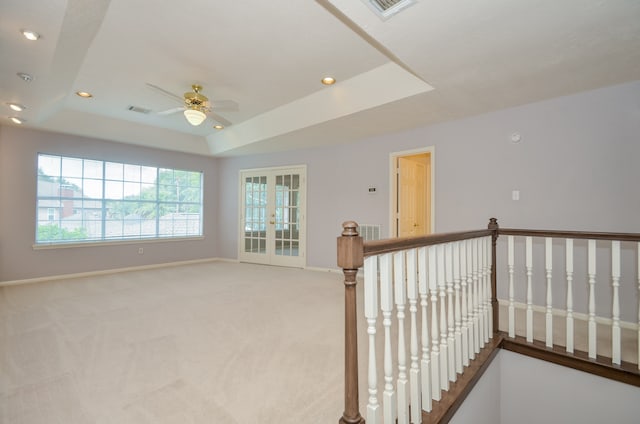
[337,218,640,424]
[337,221,365,424]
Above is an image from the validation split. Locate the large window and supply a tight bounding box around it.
[36,153,203,245]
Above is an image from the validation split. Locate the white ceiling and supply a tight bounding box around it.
[2,0,639,157]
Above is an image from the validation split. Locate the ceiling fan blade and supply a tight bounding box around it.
[157,107,184,115]
[209,112,232,127]
[210,99,239,111]
[146,83,183,103]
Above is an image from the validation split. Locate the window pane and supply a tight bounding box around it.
[84,179,103,198]
[84,160,103,179]
[38,155,61,178]
[124,164,141,182]
[105,162,123,180]
[124,182,140,199]
[61,157,82,178]
[36,154,203,244]
[105,181,123,199]
[141,166,157,183]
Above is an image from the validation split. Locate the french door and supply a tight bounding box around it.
[239,166,306,268]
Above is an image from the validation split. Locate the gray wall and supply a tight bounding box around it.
[449,350,640,424]
[499,350,640,423]
[218,81,640,269]
[449,350,501,424]
[0,126,220,281]
[1,81,638,281]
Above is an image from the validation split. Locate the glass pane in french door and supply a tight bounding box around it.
[274,172,300,257]
[243,175,267,254]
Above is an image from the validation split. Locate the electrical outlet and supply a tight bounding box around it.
[138,247,144,254]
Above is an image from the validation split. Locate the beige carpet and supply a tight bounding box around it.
[0,262,348,423]
[3,261,637,423]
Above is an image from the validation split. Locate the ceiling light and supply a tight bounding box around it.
[184,108,206,126]
[21,30,41,41]
[17,72,33,82]
[10,117,25,124]
[213,125,224,130]
[321,77,336,85]
[76,91,93,98]
[7,103,26,112]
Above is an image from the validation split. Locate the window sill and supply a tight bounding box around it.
[32,236,205,250]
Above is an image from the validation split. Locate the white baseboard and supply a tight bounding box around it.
[304,266,343,274]
[0,257,234,287]
[497,298,639,331]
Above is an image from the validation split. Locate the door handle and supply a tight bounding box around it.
[270,221,275,225]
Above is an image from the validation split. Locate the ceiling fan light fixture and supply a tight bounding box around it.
[184,108,206,126]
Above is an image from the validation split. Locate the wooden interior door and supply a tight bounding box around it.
[397,154,429,237]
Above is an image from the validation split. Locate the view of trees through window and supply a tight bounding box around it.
[36,154,203,244]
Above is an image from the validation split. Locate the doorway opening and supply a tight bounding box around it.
[390,147,434,238]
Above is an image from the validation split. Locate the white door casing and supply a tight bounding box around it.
[390,147,435,238]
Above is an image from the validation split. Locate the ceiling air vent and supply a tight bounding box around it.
[127,105,151,114]
[364,0,416,20]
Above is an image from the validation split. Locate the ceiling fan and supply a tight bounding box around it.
[146,83,238,127]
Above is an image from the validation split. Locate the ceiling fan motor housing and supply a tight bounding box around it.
[184,85,209,111]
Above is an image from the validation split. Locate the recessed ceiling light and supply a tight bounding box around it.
[17,72,33,82]
[10,117,25,124]
[321,76,336,86]
[76,91,93,98]
[21,29,41,41]
[7,103,26,112]
[213,125,224,130]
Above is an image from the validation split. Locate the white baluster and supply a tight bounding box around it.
[507,236,515,338]
[545,237,553,348]
[393,251,409,424]
[588,240,597,359]
[476,238,485,348]
[472,238,481,353]
[406,249,422,423]
[453,241,463,374]
[380,253,397,424]
[445,243,456,382]
[428,245,441,400]
[566,239,574,353]
[611,241,621,365]
[364,256,381,424]
[466,240,476,359]
[484,237,492,340]
[437,244,449,391]
[525,237,533,343]
[418,246,432,412]
[460,240,470,367]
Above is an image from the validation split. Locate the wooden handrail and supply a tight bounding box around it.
[364,229,493,257]
[499,228,640,241]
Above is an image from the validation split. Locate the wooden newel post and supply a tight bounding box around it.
[488,218,499,335]
[337,221,365,424]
